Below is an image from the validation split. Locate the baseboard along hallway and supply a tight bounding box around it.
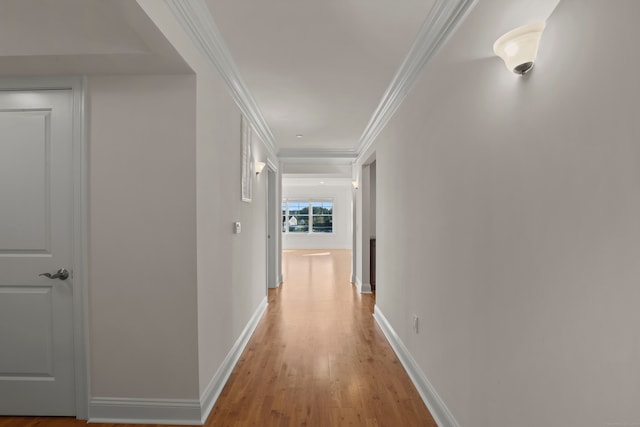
[208,249,435,425]
[0,249,435,426]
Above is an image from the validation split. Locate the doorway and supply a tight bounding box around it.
[369,161,377,292]
[0,79,87,418]
[266,164,279,289]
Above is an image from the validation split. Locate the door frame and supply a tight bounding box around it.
[0,77,88,419]
[265,159,280,290]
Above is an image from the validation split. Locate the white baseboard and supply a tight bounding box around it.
[354,276,372,294]
[268,275,283,289]
[89,397,201,425]
[89,296,268,425]
[373,305,460,427]
[199,295,268,423]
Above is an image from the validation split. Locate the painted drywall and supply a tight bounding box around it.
[194,74,273,394]
[88,74,199,399]
[282,182,352,250]
[373,0,640,426]
[137,0,282,402]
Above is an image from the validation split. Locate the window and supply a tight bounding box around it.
[286,201,309,233]
[282,199,333,234]
[312,201,333,233]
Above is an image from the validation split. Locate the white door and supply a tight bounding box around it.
[0,89,76,415]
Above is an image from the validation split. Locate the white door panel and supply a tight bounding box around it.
[0,90,75,415]
[0,112,50,251]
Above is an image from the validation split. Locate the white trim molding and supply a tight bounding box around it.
[199,296,268,423]
[165,0,477,164]
[354,276,372,294]
[89,398,201,425]
[266,158,279,173]
[163,0,278,159]
[356,0,477,160]
[278,148,358,164]
[74,76,90,421]
[89,296,268,425]
[373,305,460,427]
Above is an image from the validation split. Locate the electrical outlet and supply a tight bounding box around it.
[413,315,419,334]
[234,222,241,234]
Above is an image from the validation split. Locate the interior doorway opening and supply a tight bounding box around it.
[353,152,377,295]
[266,165,279,290]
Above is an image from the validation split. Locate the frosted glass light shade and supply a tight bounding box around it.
[493,23,545,75]
[255,161,266,175]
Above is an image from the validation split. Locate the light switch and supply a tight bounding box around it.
[234,222,241,234]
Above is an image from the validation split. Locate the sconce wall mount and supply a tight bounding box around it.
[255,161,266,175]
[493,23,545,75]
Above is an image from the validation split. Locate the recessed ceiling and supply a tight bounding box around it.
[205,0,435,154]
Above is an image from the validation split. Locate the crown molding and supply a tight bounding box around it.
[282,176,353,187]
[356,0,478,161]
[163,0,278,158]
[163,0,476,164]
[278,148,357,164]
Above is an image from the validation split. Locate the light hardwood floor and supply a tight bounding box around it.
[0,249,435,427]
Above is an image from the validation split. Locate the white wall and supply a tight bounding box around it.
[373,1,640,426]
[137,0,281,405]
[86,2,282,417]
[282,181,352,250]
[194,81,273,394]
[88,74,199,399]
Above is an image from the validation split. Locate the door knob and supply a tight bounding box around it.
[39,268,69,280]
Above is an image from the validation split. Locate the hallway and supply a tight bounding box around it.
[0,249,435,427]
[206,249,435,426]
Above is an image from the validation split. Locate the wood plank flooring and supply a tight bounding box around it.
[0,249,435,427]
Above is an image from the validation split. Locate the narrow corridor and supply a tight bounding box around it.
[0,250,435,427]
[207,249,436,426]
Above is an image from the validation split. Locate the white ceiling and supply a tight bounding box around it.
[203,0,566,164]
[283,176,353,188]
[205,0,435,154]
[0,0,190,76]
[0,0,561,166]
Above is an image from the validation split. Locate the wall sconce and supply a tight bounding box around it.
[493,23,545,75]
[255,161,266,175]
[352,180,359,189]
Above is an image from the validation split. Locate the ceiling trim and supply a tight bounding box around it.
[356,0,478,161]
[278,148,357,165]
[163,0,278,158]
